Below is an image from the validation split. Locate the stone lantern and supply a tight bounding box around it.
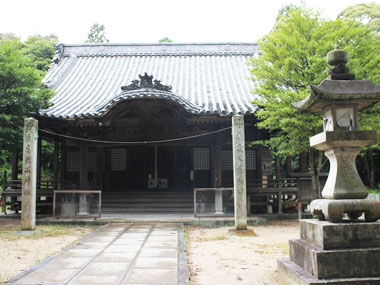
[294,47,380,222]
[278,48,380,284]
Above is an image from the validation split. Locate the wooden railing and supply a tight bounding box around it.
[247,178,298,215]
[193,178,299,217]
[1,173,79,214]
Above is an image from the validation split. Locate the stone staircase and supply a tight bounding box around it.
[101,190,194,214]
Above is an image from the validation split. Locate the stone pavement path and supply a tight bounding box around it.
[9,223,188,285]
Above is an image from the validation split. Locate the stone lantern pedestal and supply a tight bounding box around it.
[309,130,380,222]
[278,220,380,284]
[278,48,380,284]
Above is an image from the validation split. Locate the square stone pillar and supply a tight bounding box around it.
[232,115,247,230]
[21,118,38,231]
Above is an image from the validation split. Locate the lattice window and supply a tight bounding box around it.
[111,148,127,171]
[193,148,209,170]
[222,149,257,171]
[221,150,233,171]
[66,151,79,172]
[88,152,96,172]
[246,150,257,170]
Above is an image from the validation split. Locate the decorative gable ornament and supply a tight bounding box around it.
[121,73,172,92]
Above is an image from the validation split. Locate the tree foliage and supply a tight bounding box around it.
[0,39,53,155]
[158,37,173,43]
[248,6,380,196]
[85,23,109,43]
[22,35,57,72]
[338,2,380,38]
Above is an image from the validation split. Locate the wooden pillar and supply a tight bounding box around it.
[104,148,111,191]
[232,115,247,230]
[286,156,292,177]
[37,137,42,181]
[79,142,88,189]
[300,151,307,173]
[21,118,38,231]
[53,141,59,182]
[11,151,19,180]
[211,135,223,214]
[60,139,66,182]
[96,146,104,189]
[2,171,7,213]
[275,155,281,179]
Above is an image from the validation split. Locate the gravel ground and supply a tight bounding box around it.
[186,220,300,285]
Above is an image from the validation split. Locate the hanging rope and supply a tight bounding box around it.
[39,126,232,144]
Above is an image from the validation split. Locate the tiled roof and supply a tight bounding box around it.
[40,43,259,119]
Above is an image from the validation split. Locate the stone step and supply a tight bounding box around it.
[278,258,380,285]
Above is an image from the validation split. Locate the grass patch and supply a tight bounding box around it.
[368,189,380,194]
[199,234,228,242]
[254,242,289,255]
[0,223,98,241]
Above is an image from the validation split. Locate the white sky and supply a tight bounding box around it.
[1,0,379,43]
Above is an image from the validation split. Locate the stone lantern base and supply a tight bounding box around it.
[310,199,380,223]
[278,219,380,284]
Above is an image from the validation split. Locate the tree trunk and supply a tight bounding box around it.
[362,148,375,189]
[309,148,323,199]
[369,149,375,189]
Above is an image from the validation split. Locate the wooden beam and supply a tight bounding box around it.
[210,135,222,188]
[37,137,42,181]
[300,151,307,173]
[96,146,104,189]
[275,155,281,179]
[286,156,292,177]
[79,142,88,189]
[53,141,59,182]
[11,151,19,180]
[60,139,66,181]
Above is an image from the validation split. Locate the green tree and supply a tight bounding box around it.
[338,2,380,38]
[248,7,380,198]
[85,23,109,43]
[0,39,53,167]
[22,35,57,72]
[338,2,380,188]
[0,33,19,41]
[158,37,173,43]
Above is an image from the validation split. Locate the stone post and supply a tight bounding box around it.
[214,191,223,214]
[232,115,247,230]
[21,118,38,231]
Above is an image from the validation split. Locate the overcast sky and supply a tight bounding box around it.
[2,0,379,44]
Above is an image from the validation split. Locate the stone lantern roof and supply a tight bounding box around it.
[293,79,380,112]
[294,47,380,112]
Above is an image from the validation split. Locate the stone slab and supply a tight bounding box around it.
[289,239,380,279]
[143,241,178,249]
[125,268,177,284]
[104,244,141,253]
[134,257,177,269]
[96,252,135,262]
[300,220,380,249]
[146,235,178,242]
[139,248,178,258]
[7,222,188,285]
[13,269,78,284]
[80,261,130,275]
[68,274,120,285]
[60,248,103,258]
[278,258,380,285]
[41,257,92,269]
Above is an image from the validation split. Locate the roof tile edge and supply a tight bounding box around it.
[57,42,258,56]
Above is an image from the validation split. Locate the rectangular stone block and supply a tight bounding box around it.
[289,239,380,279]
[300,220,380,249]
[278,258,380,285]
